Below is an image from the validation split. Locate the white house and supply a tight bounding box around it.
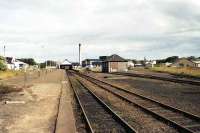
[145,60,157,68]
[165,62,173,67]
[193,60,200,68]
[6,57,15,69]
[14,60,29,70]
[127,60,135,68]
[6,57,29,70]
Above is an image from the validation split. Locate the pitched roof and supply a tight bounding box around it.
[83,59,100,62]
[15,60,28,65]
[61,59,71,65]
[6,57,14,64]
[105,54,127,62]
[192,60,200,64]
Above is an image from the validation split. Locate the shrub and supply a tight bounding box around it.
[0,57,7,71]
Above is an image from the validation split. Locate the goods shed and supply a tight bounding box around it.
[102,54,128,73]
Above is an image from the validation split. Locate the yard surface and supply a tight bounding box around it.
[86,71,200,116]
[0,69,76,133]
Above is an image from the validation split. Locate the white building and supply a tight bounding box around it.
[6,57,29,70]
[127,60,135,68]
[165,62,173,67]
[193,60,200,67]
[59,59,72,69]
[145,60,157,68]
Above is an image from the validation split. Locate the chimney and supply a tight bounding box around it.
[79,43,81,66]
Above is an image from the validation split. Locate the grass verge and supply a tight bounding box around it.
[0,70,23,80]
[150,67,200,78]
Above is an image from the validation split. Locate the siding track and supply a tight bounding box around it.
[67,71,136,133]
[111,72,200,86]
[72,71,200,133]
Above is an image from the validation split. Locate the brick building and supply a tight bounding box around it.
[102,54,128,73]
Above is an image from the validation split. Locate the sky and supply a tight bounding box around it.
[0,0,200,62]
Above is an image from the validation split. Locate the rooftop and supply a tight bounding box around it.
[61,59,71,65]
[104,54,127,62]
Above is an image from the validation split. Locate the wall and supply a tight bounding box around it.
[195,63,200,67]
[109,62,127,72]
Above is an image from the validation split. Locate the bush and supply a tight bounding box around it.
[0,57,7,71]
[0,62,7,71]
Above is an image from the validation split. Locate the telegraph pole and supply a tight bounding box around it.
[3,45,5,57]
[46,60,48,69]
[79,43,82,66]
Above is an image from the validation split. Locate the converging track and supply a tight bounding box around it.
[67,71,136,133]
[72,70,200,133]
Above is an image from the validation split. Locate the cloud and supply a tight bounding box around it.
[0,0,199,62]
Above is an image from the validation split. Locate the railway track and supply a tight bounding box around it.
[67,71,136,133]
[72,71,200,133]
[111,72,200,86]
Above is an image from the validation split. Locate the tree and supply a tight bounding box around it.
[187,56,196,61]
[132,59,137,64]
[156,58,166,64]
[18,58,37,65]
[156,56,179,64]
[165,56,179,63]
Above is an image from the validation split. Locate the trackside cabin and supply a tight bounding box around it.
[102,54,128,73]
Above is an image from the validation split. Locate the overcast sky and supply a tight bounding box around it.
[0,0,200,62]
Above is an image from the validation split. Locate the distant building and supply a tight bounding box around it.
[145,60,157,68]
[59,59,72,69]
[72,62,80,69]
[134,60,145,67]
[165,62,173,67]
[6,57,28,70]
[192,60,200,68]
[6,57,15,69]
[102,54,128,73]
[127,59,135,69]
[82,59,102,68]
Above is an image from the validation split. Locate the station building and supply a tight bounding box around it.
[101,54,128,73]
[59,59,72,70]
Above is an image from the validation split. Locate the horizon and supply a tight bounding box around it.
[2,54,200,63]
